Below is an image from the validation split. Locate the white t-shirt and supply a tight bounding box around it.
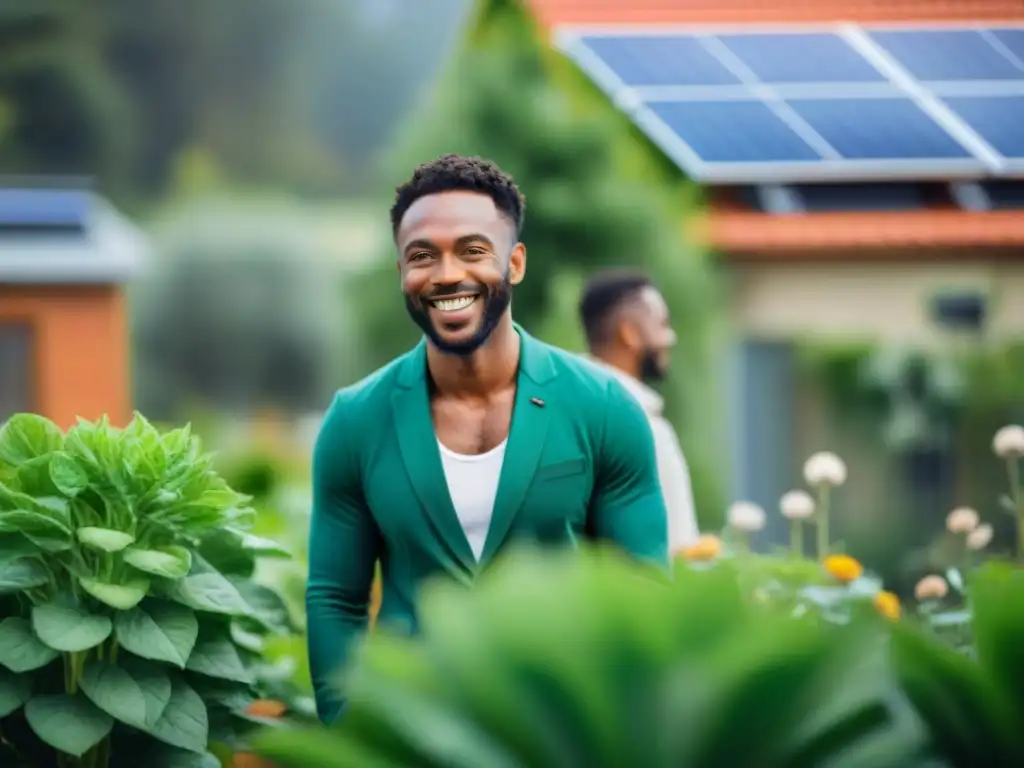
[437,438,507,561]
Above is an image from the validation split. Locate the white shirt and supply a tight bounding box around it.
[438,438,507,561]
[586,356,700,552]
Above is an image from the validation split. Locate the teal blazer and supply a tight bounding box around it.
[306,328,668,722]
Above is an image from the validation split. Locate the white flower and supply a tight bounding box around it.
[779,490,815,520]
[946,506,979,534]
[967,522,993,551]
[803,451,847,487]
[728,501,766,533]
[993,425,1024,459]
[914,574,949,601]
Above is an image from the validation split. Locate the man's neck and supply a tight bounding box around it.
[590,347,640,381]
[427,316,520,398]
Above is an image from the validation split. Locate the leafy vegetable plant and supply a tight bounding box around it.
[0,413,293,767]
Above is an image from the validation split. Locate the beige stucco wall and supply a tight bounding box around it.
[729,257,1024,343]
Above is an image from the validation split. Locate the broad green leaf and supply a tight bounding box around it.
[114,600,199,668]
[241,532,291,558]
[77,527,135,553]
[24,693,114,758]
[0,666,32,717]
[79,577,150,611]
[0,414,64,467]
[0,533,39,564]
[970,562,1024,716]
[121,655,175,727]
[163,572,253,617]
[185,628,253,684]
[140,744,222,768]
[32,602,112,652]
[0,503,72,553]
[233,579,298,634]
[188,677,256,712]
[48,452,89,496]
[197,529,256,578]
[0,617,60,672]
[125,545,192,580]
[892,622,1022,764]
[146,677,209,754]
[15,454,88,499]
[80,659,171,729]
[0,557,49,593]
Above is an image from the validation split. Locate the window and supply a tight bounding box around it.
[0,322,33,423]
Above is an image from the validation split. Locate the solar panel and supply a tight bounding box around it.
[942,95,1024,159]
[559,25,1024,183]
[717,33,887,84]
[581,35,741,86]
[646,100,821,163]
[868,30,1024,82]
[991,28,1024,64]
[0,189,90,231]
[785,97,971,160]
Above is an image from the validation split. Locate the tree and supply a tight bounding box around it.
[131,199,350,419]
[346,0,725,523]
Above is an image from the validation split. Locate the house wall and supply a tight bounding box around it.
[727,256,1024,343]
[724,254,1024,562]
[0,284,132,429]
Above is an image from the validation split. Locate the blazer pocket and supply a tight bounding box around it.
[535,457,586,482]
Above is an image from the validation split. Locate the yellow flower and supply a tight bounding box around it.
[874,590,901,621]
[681,535,722,562]
[823,554,863,583]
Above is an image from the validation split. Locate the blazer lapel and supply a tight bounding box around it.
[479,329,557,563]
[391,342,477,574]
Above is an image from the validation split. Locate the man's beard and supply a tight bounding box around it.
[639,348,667,383]
[404,272,513,356]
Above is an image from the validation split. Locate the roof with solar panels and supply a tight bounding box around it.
[527,0,1024,251]
[0,181,147,284]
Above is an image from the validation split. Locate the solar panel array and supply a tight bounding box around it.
[557,25,1024,184]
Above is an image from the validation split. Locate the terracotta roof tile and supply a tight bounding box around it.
[529,0,1024,26]
[695,209,1024,252]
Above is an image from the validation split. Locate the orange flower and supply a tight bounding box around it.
[246,699,287,719]
[680,534,722,562]
[874,590,901,621]
[823,554,863,583]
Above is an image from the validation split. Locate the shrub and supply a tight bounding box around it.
[0,413,292,767]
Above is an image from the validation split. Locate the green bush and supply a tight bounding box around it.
[0,413,294,767]
[254,545,1024,768]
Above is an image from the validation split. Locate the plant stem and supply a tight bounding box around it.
[1008,457,1023,563]
[816,485,831,560]
[790,520,803,558]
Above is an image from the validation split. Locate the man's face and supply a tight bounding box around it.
[624,286,677,382]
[396,191,525,356]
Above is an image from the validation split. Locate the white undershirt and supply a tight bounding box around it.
[437,438,507,561]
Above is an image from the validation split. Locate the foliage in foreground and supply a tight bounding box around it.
[255,542,1024,768]
[0,414,295,767]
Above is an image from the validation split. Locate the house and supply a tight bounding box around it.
[526,0,1024,550]
[0,184,146,429]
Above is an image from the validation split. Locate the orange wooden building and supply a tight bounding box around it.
[0,186,146,429]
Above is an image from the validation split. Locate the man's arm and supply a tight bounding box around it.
[306,392,381,724]
[650,418,700,552]
[587,379,669,567]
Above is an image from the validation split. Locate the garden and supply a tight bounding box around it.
[3,409,1024,767]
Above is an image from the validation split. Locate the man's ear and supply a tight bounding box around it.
[508,242,526,285]
[618,315,642,351]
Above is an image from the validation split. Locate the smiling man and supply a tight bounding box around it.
[306,154,668,723]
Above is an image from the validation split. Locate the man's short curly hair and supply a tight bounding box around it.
[390,153,526,237]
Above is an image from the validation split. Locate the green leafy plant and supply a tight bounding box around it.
[255,547,931,767]
[0,413,293,767]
